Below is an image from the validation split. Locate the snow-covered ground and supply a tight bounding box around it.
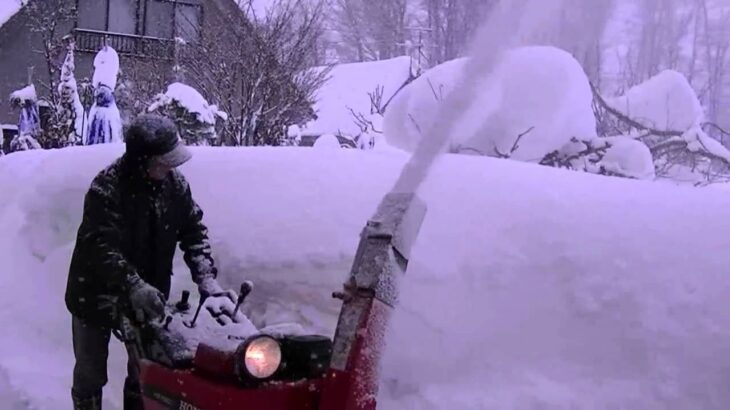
[3,145,730,409]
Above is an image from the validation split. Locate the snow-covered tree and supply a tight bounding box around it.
[51,37,85,146]
[184,0,329,146]
[8,85,42,152]
[148,83,227,146]
[85,46,123,145]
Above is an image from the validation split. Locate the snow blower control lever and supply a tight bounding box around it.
[184,281,253,328]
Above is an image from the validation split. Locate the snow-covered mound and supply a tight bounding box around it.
[3,147,730,409]
[607,70,704,132]
[598,137,656,180]
[386,47,597,161]
[385,57,467,152]
[312,134,341,149]
[305,56,413,138]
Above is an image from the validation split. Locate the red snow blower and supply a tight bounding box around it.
[118,193,426,410]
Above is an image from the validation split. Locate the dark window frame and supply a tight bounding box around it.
[75,0,202,41]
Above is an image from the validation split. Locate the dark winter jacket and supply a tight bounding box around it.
[65,154,216,326]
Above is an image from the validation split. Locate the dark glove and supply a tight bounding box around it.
[127,274,166,322]
[198,276,236,302]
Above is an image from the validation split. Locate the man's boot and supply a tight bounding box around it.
[72,390,102,410]
[123,377,143,410]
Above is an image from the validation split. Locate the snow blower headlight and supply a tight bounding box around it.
[235,335,282,381]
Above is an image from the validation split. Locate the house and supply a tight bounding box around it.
[0,0,253,130]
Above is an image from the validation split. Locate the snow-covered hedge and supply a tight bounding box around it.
[2,147,730,408]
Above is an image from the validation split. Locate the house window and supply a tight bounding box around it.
[175,3,200,42]
[108,0,138,34]
[144,0,174,39]
[77,0,201,41]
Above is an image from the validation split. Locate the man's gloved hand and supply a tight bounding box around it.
[198,276,236,302]
[128,274,166,322]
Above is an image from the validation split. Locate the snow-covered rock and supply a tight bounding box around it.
[3,147,730,408]
[607,70,704,133]
[385,46,597,162]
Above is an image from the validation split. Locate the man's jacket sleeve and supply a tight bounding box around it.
[178,182,216,283]
[82,183,137,293]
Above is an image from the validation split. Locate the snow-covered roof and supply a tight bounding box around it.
[303,56,414,137]
[5,146,730,408]
[0,0,24,29]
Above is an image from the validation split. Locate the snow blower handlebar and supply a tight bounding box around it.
[183,281,254,328]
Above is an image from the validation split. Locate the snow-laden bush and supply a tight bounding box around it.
[148,83,227,146]
[85,47,122,145]
[385,46,597,161]
[542,136,656,180]
[8,85,42,152]
[595,69,730,183]
[606,70,704,133]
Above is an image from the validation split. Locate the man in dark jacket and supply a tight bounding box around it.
[66,114,227,409]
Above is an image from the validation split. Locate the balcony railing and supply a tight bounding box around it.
[74,29,175,60]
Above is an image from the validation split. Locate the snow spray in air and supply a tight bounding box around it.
[390,0,569,194]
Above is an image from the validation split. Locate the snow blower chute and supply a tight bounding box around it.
[119,192,426,409]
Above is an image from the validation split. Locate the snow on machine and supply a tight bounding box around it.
[117,193,427,409]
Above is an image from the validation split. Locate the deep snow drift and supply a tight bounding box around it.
[2,146,730,409]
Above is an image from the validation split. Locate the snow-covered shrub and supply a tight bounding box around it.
[595,69,730,182]
[51,39,85,147]
[8,84,42,152]
[385,47,597,161]
[542,136,656,180]
[85,47,123,145]
[148,83,227,146]
[606,70,704,133]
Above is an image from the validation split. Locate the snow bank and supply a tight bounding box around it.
[3,147,730,408]
[148,83,227,125]
[305,57,413,137]
[385,47,597,162]
[608,70,704,132]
